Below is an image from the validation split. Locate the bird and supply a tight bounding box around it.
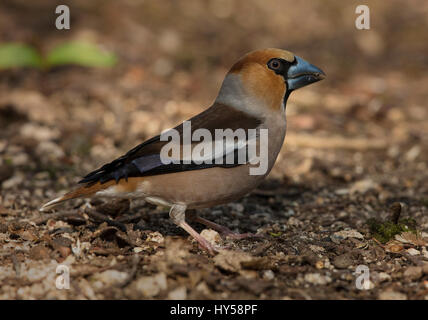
[40,48,325,254]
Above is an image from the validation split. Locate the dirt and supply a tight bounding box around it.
[0,0,427,300]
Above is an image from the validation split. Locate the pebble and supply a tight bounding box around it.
[378,290,407,300]
[133,272,167,297]
[331,229,364,243]
[92,270,128,287]
[377,272,392,283]
[350,179,378,194]
[262,270,275,280]
[309,245,326,254]
[19,123,60,141]
[423,263,428,275]
[333,253,353,269]
[36,141,64,159]
[304,273,332,285]
[214,250,254,273]
[403,266,423,280]
[78,278,97,300]
[146,231,165,244]
[2,175,24,189]
[167,286,187,300]
[287,217,303,227]
[421,247,428,259]
[133,247,144,253]
[200,229,221,245]
[29,245,50,260]
[406,248,420,256]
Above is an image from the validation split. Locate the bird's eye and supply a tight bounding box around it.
[267,59,282,71]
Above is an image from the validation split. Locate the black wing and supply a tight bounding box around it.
[79,103,262,185]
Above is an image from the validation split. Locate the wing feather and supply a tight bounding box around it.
[79,103,262,185]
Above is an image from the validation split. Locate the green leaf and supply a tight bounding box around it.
[269,231,282,237]
[0,43,43,69]
[46,41,117,68]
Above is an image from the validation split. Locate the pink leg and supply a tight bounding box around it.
[179,220,218,254]
[188,211,262,240]
[169,204,217,254]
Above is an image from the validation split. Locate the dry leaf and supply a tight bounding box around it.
[384,240,404,253]
[395,232,426,246]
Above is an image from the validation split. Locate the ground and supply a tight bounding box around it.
[0,0,427,299]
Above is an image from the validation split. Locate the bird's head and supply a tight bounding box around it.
[220,48,325,112]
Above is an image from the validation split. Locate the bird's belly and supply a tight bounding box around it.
[102,165,265,208]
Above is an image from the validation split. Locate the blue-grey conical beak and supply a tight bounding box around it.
[287,56,325,91]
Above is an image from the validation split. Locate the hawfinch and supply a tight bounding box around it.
[41,48,325,253]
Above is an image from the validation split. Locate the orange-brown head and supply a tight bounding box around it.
[224,48,325,112]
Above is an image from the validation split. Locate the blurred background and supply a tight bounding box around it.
[1,0,427,199]
[0,0,427,300]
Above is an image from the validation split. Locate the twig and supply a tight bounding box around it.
[116,213,143,224]
[11,253,21,277]
[118,256,141,288]
[33,211,84,225]
[390,202,402,225]
[84,207,127,232]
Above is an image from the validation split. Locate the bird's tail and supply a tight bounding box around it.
[39,181,115,212]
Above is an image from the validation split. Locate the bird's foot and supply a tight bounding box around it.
[193,235,219,255]
[220,229,262,240]
[187,212,263,240]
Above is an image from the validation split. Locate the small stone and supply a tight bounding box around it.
[377,272,391,283]
[134,272,167,297]
[350,179,378,194]
[167,286,187,300]
[19,123,60,141]
[287,217,303,227]
[195,281,211,295]
[92,270,128,287]
[29,245,50,260]
[422,247,428,259]
[78,278,97,300]
[19,230,38,241]
[304,273,332,285]
[406,248,420,256]
[403,266,423,280]
[146,231,164,244]
[309,245,326,254]
[378,290,407,300]
[133,247,144,253]
[331,229,364,242]
[333,254,353,269]
[36,141,64,159]
[2,175,24,189]
[229,203,244,213]
[262,270,275,280]
[422,263,428,275]
[335,188,349,195]
[214,250,253,273]
[200,229,221,245]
